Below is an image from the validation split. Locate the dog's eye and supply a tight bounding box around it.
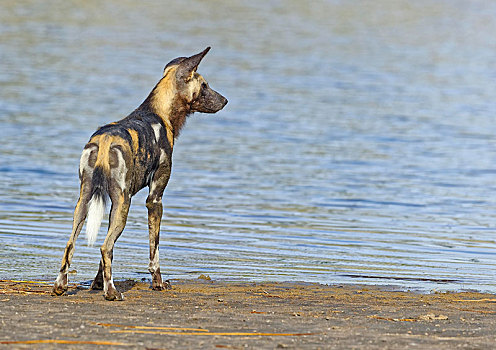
[201,82,207,90]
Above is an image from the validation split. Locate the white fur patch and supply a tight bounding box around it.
[148,246,160,273]
[111,148,127,191]
[55,271,66,284]
[151,123,162,143]
[79,147,94,177]
[103,276,114,294]
[86,194,105,246]
[159,149,167,163]
[149,180,159,198]
[146,170,155,187]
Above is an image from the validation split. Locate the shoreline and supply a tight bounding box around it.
[1,279,496,348]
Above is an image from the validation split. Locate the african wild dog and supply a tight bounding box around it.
[53,47,227,300]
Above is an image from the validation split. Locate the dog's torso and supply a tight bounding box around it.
[82,109,174,197]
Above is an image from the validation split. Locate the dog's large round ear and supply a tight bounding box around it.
[177,47,211,81]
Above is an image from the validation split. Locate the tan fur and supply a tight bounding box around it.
[92,135,112,172]
[187,73,206,102]
[147,65,210,144]
[90,134,133,172]
[127,128,140,153]
[164,118,174,149]
[147,67,182,146]
[150,67,177,123]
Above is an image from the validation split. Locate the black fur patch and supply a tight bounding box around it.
[90,166,109,206]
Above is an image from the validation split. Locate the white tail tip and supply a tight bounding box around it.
[86,195,105,246]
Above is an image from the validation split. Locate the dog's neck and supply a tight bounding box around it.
[140,70,192,140]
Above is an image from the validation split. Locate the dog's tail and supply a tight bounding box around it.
[86,167,108,246]
[85,136,112,246]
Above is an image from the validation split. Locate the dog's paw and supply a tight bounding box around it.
[104,288,124,301]
[52,284,67,296]
[52,274,68,296]
[152,279,172,291]
[90,278,104,290]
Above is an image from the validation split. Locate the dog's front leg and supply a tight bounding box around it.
[146,168,171,290]
[146,198,168,290]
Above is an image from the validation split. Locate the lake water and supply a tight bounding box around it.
[1,0,496,292]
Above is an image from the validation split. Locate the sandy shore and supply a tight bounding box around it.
[0,279,495,349]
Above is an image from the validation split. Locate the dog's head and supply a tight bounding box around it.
[163,47,228,114]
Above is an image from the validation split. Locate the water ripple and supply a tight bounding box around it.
[1,0,496,292]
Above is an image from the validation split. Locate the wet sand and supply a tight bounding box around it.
[1,279,495,349]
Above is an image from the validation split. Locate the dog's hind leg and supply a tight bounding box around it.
[90,257,106,290]
[146,165,172,290]
[90,245,116,290]
[100,189,130,300]
[53,183,91,295]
